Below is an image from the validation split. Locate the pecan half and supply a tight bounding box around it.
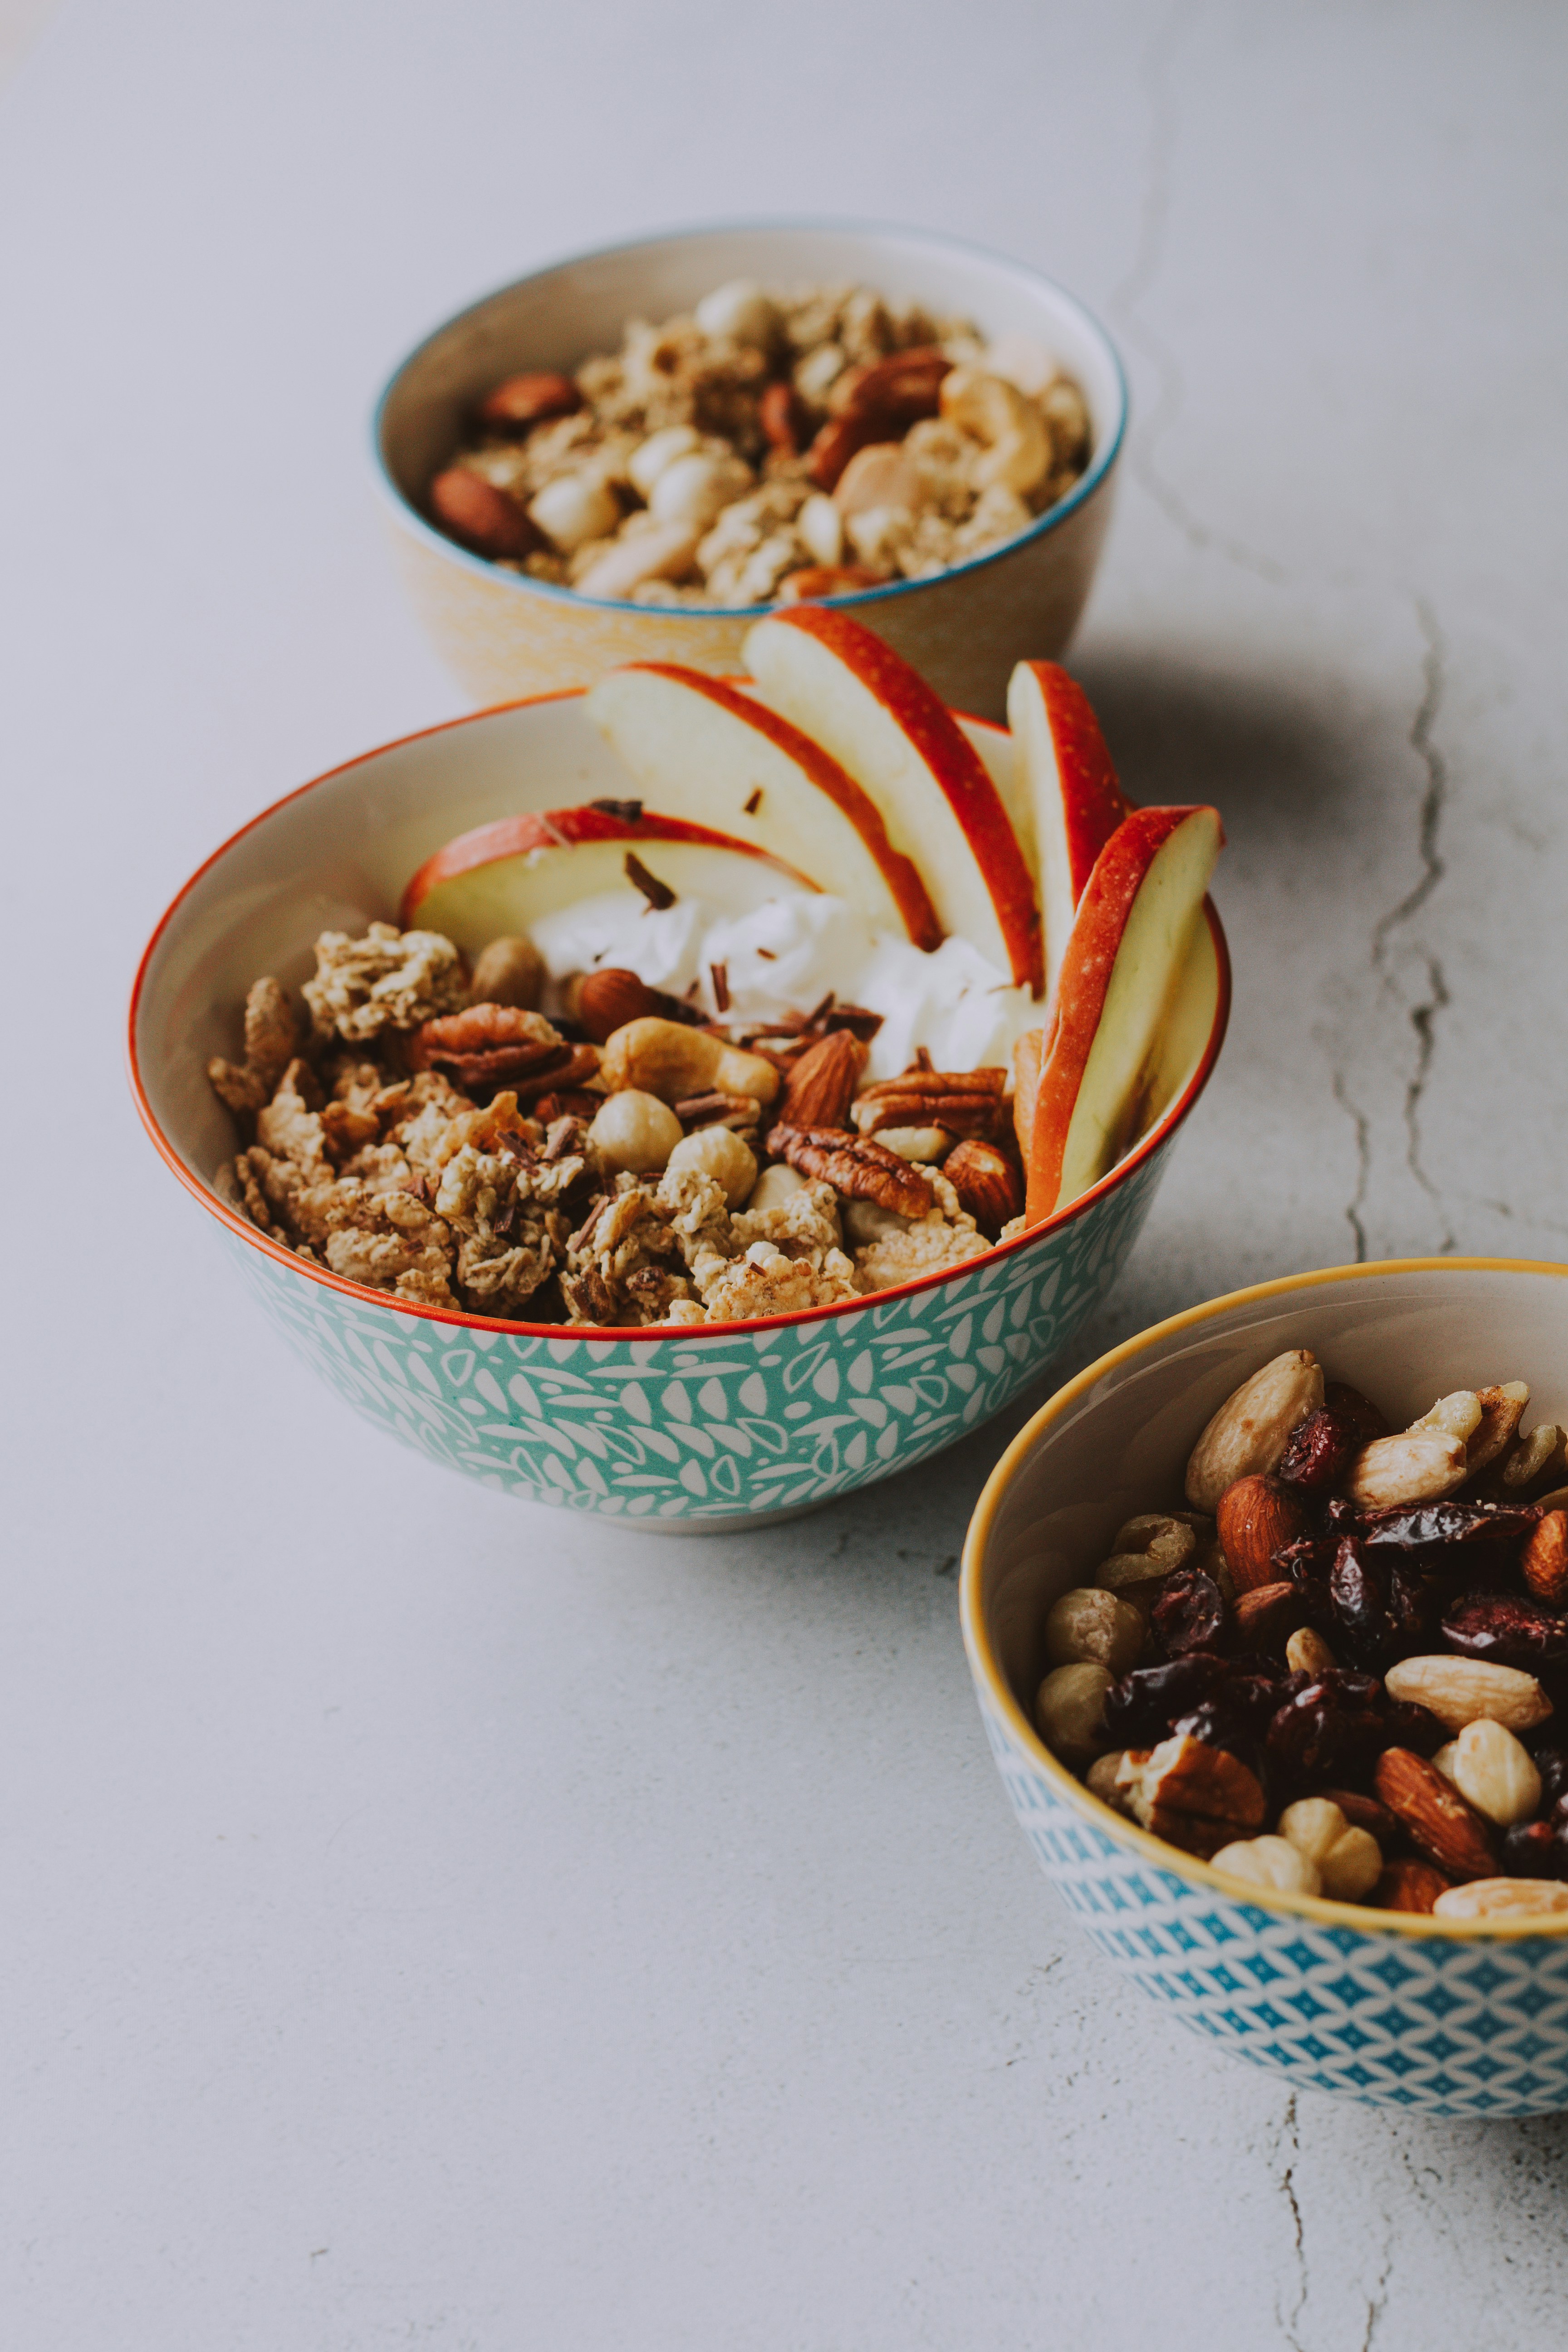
[408,1004,578,1091]
[766,1123,934,1218]
[853,1066,1009,1143]
[1115,1734,1267,1859]
[943,1138,1023,1237]
[778,1030,867,1129]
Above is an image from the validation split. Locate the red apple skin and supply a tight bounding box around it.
[399,804,816,929]
[606,663,942,951]
[1024,806,1221,1224]
[1016,660,1130,900]
[764,606,1044,995]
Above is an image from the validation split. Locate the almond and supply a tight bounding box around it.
[1185,1351,1325,1512]
[1232,1579,1309,1649]
[1216,1474,1313,1592]
[1382,1652,1552,1735]
[477,370,583,430]
[1373,1747,1497,1882]
[778,1029,867,1129]
[1371,1858,1453,1914]
[568,967,668,1044]
[1432,1878,1568,1921]
[430,467,542,559]
[1521,1509,1568,1607]
[943,1138,1023,1237]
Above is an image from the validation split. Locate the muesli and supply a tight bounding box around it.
[427,278,1092,606]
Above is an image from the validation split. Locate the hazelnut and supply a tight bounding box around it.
[1034,1663,1114,1765]
[587,1089,683,1175]
[1044,1588,1143,1676]
[470,935,544,1010]
[1276,1798,1382,1901]
[666,1126,758,1210]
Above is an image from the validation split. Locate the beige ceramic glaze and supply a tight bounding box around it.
[374,223,1125,720]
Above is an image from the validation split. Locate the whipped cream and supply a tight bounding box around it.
[530,887,1043,1082]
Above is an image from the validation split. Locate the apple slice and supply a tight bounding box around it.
[1024,806,1223,1223]
[586,663,941,949]
[400,804,819,952]
[1006,660,1130,995]
[744,607,1044,995]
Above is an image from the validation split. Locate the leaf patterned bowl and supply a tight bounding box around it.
[961,1260,1568,2114]
[128,690,1227,1532]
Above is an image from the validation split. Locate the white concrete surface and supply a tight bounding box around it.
[4,3,1567,2345]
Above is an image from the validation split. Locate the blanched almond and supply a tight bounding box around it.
[1383,1653,1552,1735]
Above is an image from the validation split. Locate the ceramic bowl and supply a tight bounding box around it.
[129,690,1227,1533]
[961,1259,1568,2115]
[373,220,1126,720]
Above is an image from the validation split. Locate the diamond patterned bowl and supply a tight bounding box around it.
[961,1260,1568,2114]
[129,690,1228,1532]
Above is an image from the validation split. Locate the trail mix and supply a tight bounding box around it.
[1036,1348,1568,1922]
[428,278,1092,607]
[209,921,1030,1328]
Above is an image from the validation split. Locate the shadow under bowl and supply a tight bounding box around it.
[961,1258,1568,2114]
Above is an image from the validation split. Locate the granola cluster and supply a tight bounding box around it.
[210,925,1012,1328]
[1033,1346,1568,1923]
[428,278,1093,608]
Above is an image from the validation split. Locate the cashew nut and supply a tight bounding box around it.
[796,492,844,568]
[573,522,700,601]
[938,365,1051,496]
[528,471,620,552]
[627,425,701,500]
[598,1017,779,1107]
[745,1163,804,1213]
[831,442,922,518]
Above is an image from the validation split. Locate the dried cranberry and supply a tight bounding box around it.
[1379,1696,1449,1758]
[1329,1537,1394,1667]
[1534,1746,1568,1811]
[1102,1655,1227,1745]
[1441,1590,1568,1671]
[1323,1497,1361,1536]
[1386,1562,1436,1651]
[1274,1534,1337,1586]
[1170,1700,1264,1778]
[1151,1567,1228,1659]
[1359,1500,1540,1554]
[1266,1672,1387,1793]
[1276,1407,1360,1492]
[1500,1820,1568,1881]
[1324,1380,1392,1446]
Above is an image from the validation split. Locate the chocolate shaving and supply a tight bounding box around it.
[914,1044,935,1072]
[710,961,730,1013]
[592,797,643,823]
[744,788,763,816]
[755,946,776,960]
[624,852,676,910]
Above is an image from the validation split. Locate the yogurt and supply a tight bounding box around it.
[529,886,1043,1082]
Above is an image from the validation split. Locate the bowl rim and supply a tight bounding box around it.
[368,213,1129,621]
[960,1254,1568,1940]
[126,686,1230,1344]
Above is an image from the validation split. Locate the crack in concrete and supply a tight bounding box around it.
[1358,2244,1394,2352]
[1329,597,1457,1254]
[1273,2092,1311,2352]
[1108,0,1288,584]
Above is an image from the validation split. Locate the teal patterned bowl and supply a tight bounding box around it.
[128,691,1227,1531]
[961,1259,1568,2114]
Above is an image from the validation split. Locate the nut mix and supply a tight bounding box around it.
[428,279,1092,606]
[210,923,1019,1328]
[1033,1346,1568,1921]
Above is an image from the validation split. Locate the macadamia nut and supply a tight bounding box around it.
[588,1089,683,1175]
[665,1125,758,1210]
[529,471,621,553]
[745,1163,805,1214]
[470,935,544,1010]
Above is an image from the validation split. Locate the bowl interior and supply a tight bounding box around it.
[377,221,1125,533]
[134,693,1220,1248]
[973,1264,1568,1745]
